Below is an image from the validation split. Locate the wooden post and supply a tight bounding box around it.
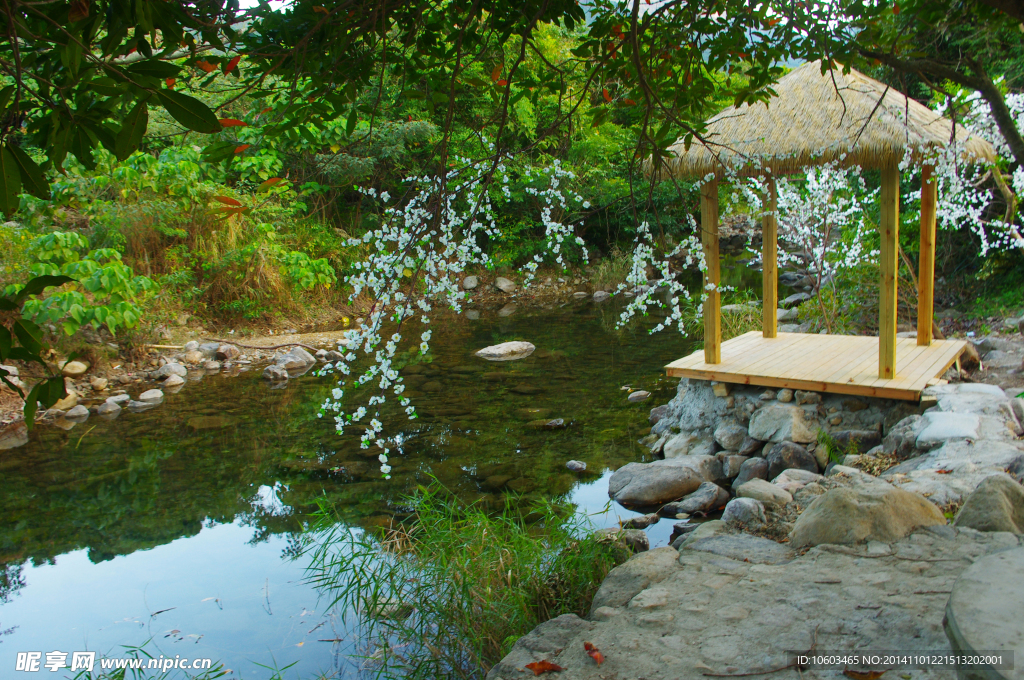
[701,179,722,364]
[878,165,900,379]
[917,165,937,346]
[762,177,778,338]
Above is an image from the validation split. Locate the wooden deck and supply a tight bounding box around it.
[665,331,967,401]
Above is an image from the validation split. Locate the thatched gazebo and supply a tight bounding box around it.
[654,60,996,400]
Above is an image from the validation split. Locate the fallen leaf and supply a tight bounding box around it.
[935,469,952,474]
[584,642,604,665]
[843,671,886,680]
[524,660,564,675]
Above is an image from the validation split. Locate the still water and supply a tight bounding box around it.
[0,299,701,679]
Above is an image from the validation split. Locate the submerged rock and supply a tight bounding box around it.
[263,365,289,381]
[566,460,587,472]
[608,459,703,506]
[474,341,536,361]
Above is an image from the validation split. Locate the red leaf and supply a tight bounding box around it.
[258,177,284,191]
[496,79,508,86]
[195,60,217,74]
[223,56,241,74]
[524,660,564,675]
[767,17,781,26]
[623,98,636,105]
[407,114,413,122]
[584,642,604,665]
[602,88,612,103]
[313,5,328,13]
[165,78,176,88]
[491,64,503,82]
[233,144,251,154]
[219,118,248,127]
[261,107,273,114]
[213,196,242,207]
[892,3,899,13]
[936,469,952,474]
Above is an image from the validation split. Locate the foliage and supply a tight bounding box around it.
[304,483,630,680]
[817,429,858,466]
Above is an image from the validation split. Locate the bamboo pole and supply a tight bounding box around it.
[917,165,937,346]
[701,179,722,364]
[762,177,778,338]
[878,165,900,379]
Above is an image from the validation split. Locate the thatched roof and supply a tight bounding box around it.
[653,60,996,180]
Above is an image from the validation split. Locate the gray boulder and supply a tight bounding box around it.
[485,613,594,680]
[953,473,1024,534]
[216,344,241,361]
[765,440,819,479]
[199,342,220,359]
[736,479,793,507]
[748,403,819,443]
[738,436,766,456]
[916,411,981,447]
[474,341,535,361]
[660,481,730,516]
[714,420,748,451]
[462,275,479,290]
[831,429,882,454]
[663,431,716,458]
[731,457,769,492]
[275,347,316,370]
[263,365,289,381]
[96,401,121,417]
[153,363,187,379]
[684,534,795,565]
[587,547,680,614]
[138,389,164,402]
[494,276,516,293]
[722,497,766,529]
[183,340,200,352]
[65,404,90,420]
[608,459,704,506]
[790,483,946,548]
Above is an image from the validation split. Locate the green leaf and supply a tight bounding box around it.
[13,318,45,355]
[155,89,221,133]
[71,128,97,170]
[0,147,22,218]
[6,144,50,200]
[16,275,74,302]
[0,326,11,358]
[115,100,149,160]
[125,60,181,79]
[346,107,358,135]
[0,85,15,115]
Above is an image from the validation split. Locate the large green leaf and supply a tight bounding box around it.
[125,60,181,79]
[114,100,149,160]
[155,89,221,133]
[0,147,22,217]
[6,144,50,200]
[13,318,45,355]
[15,275,74,302]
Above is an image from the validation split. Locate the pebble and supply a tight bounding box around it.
[164,374,185,387]
[628,390,651,402]
[566,460,587,472]
[138,389,164,402]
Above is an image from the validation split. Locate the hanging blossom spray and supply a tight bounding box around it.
[316,151,587,478]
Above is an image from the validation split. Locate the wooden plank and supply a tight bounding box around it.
[918,165,937,346]
[890,340,965,389]
[701,179,722,364]
[762,178,778,338]
[722,333,822,377]
[781,335,867,382]
[878,165,900,379]
[665,331,761,370]
[820,336,884,385]
[666,365,921,400]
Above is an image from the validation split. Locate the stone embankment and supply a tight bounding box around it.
[490,374,1024,680]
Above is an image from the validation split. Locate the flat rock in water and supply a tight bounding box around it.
[96,402,121,417]
[275,347,316,370]
[627,390,651,402]
[164,374,185,387]
[474,341,535,361]
[65,405,89,420]
[106,393,131,405]
[660,481,730,515]
[608,459,704,506]
[139,389,164,402]
[153,363,187,379]
[0,421,28,449]
[593,290,610,302]
[620,513,659,530]
[263,365,289,381]
[685,534,795,565]
[566,459,586,472]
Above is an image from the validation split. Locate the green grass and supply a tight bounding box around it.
[302,483,631,680]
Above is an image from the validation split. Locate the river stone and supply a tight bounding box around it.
[96,401,121,417]
[139,389,164,402]
[781,292,811,307]
[153,362,187,379]
[944,547,1024,680]
[474,341,535,361]
[663,431,715,458]
[719,453,748,478]
[738,436,766,456]
[748,403,818,443]
[649,404,669,425]
[953,473,1024,534]
[182,350,204,364]
[65,405,89,420]
[831,429,882,454]
[164,374,185,387]
[722,497,766,529]
[660,481,730,516]
[0,421,28,449]
[620,513,660,530]
[772,468,824,493]
[588,547,680,614]
[789,484,946,548]
[566,460,587,472]
[263,365,289,381]
[90,377,108,391]
[494,277,516,293]
[777,307,798,322]
[497,303,517,317]
[714,421,748,451]
[216,344,241,360]
[198,342,220,358]
[608,459,704,506]
[594,528,649,553]
[275,347,316,370]
[593,290,610,302]
[127,400,156,413]
[732,457,769,492]
[204,360,222,371]
[765,440,819,479]
[736,478,793,506]
[61,360,89,377]
[627,390,651,402]
[916,411,981,446]
[462,275,479,290]
[183,340,199,352]
[106,393,131,405]
[684,534,795,565]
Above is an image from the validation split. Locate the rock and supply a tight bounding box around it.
[96,401,121,417]
[566,460,587,472]
[748,403,819,443]
[663,454,724,483]
[794,390,820,405]
[106,394,131,405]
[90,377,108,391]
[153,362,187,379]
[494,276,516,293]
[719,453,748,478]
[572,291,589,299]
[714,421,748,451]
[593,290,610,302]
[777,388,794,403]
[216,344,240,361]
[660,481,731,515]
[183,350,205,364]
[764,440,819,479]
[608,459,704,506]
[772,468,823,493]
[139,389,164,402]
[736,479,793,506]
[722,497,766,529]
[198,342,220,359]
[486,613,595,680]
[164,374,185,387]
[738,436,766,456]
[127,400,156,413]
[952,473,1024,533]
[325,350,345,362]
[1007,456,1024,484]
[263,365,289,381]
[789,484,946,548]
[204,360,222,371]
[627,390,650,402]
[594,528,650,553]
[65,405,89,420]
[61,360,90,377]
[0,364,17,376]
[776,307,799,322]
[497,303,517,317]
[944,547,1024,680]
[883,415,925,459]
[462,275,479,290]
[662,431,715,458]
[588,547,680,614]
[52,392,78,411]
[780,292,811,307]
[0,421,29,449]
[831,429,882,454]
[684,534,795,565]
[731,457,769,491]
[474,341,535,361]
[649,404,669,425]
[465,309,481,320]
[916,411,981,446]
[274,347,316,370]
[621,513,660,530]
[183,340,200,352]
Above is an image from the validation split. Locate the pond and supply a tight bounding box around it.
[0,297,708,679]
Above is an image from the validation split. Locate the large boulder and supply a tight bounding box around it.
[275,347,316,370]
[153,362,187,379]
[660,481,730,516]
[662,431,715,458]
[748,403,819,443]
[764,440,819,479]
[736,479,793,507]
[722,497,766,529]
[215,344,241,361]
[830,429,881,454]
[714,421,748,451]
[953,473,1024,534]
[473,341,535,361]
[608,459,704,506]
[731,457,769,492]
[789,483,946,548]
[493,277,516,293]
[916,411,981,448]
[263,364,289,381]
[587,547,680,614]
